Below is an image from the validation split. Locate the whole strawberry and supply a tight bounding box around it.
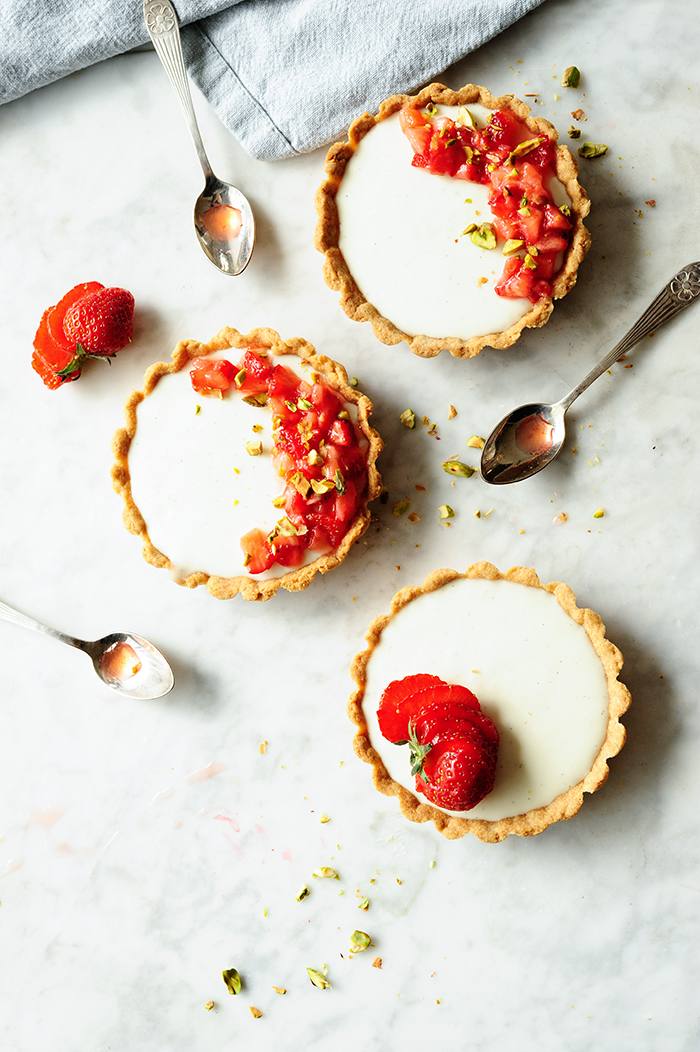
[32,282,134,389]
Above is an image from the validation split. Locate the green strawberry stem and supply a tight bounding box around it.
[55,343,114,378]
[406,719,432,779]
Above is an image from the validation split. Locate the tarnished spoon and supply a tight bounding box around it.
[144,0,255,275]
[481,262,700,485]
[0,599,174,700]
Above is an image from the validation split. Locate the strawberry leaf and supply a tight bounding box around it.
[406,719,432,778]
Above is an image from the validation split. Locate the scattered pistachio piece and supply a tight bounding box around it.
[593,508,605,518]
[204,1001,215,1011]
[297,397,313,411]
[508,137,544,164]
[578,142,608,159]
[276,516,299,537]
[407,512,421,524]
[560,203,572,217]
[350,376,359,386]
[350,930,371,952]
[337,410,350,420]
[313,867,340,880]
[310,477,335,495]
[561,65,581,88]
[568,126,581,139]
[399,408,416,429]
[195,404,201,415]
[252,423,263,433]
[466,435,485,449]
[358,897,370,911]
[259,740,267,754]
[470,222,497,250]
[246,439,263,456]
[372,957,383,969]
[272,986,287,995]
[448,404,458,419]
[307,967,331,990]
[457,105,476,128]
[249,1006,263,1019]
[503,238,525,255]
[442,460,475,478]
[438,505,455,519]
[334,469,346,495]
[242,392,268,407]
[523,253,538,270]
[222,968,242,996]
[271,495,286,508]
[290,472,311,497]
[234,368,246,388]
[296,885,311,901]
[307,447,324,466]
[461,223,478,235]
[319,813,331,823]
[393,500,410,516]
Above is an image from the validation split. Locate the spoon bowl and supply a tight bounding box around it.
[0,600,174,700]
[145,0,255,275]
[481,262,700,485]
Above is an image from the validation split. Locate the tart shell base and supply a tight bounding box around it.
[349,563,630,842]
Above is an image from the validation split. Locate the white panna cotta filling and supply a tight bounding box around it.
[362,576,610,821]
[128,351,347,581]
[336,104,571,340]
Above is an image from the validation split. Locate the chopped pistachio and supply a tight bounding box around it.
[503,239,525,255]
[310,477,335,495]
[272,986,287,995]
[448,404,458,419]
[222,968,242,996]
[407,512,421,524]
[297,417,314,445]
[518,205,531,217]
[470,222,497,250]
[289,472,311,498]
[358,897,370,911]
[242,392,268,407]
[243,552,252,566]
[307,447,324,466]
[568,126,581,139]
[457,105,476,128]
[259,740,268,754]
[271,495,286,508]
[461,223,478,235]
[393,499,410,516]
[334,469,346,495]
[372,957,383,969]
[249,1006,263,1019]
[399,408,416,429]
[319,813,331,823]
[297,397,313,411]
[276,516,302,537]
[442,459,475,478]
[561,65,581,88]
[252,423,264,433]
[438,505,455,519]
[523,253,538,270]
[195,404,201,415]
[285,399,298,412]
[245,439,263,456]
[337,410,350,420]
[508,137,544,164]
[350,930,371,952]
[307,967,331,990]
[204,1001,215,1011]
[312,867,339,880]
[578,142,608,159]
[296,885,311,901]
[234,368,246,388]
[350,376,359,386]
[560,203,572,217]
[466,435,485,449]
[593,508,605,518]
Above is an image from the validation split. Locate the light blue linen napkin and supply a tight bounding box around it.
[1,0,545,160]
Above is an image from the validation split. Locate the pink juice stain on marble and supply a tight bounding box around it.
[2,858,24,877]
[185,761,229,784]
[214,814,240,832]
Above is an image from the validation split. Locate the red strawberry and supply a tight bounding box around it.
[63,286,134,355]
[32,282,134,389]
[412,700,499,757]
[415,736,497,812]
[377,674,447,742]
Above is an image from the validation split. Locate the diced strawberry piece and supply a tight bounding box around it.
[485,108,520,146]
[235,349,273,395]
[190,357,237,394]
[543,203,571,231]
[532,234,568,254]
[328,418,355,446]
[518,206,544,244]
[494,257,534,300]
[240,528,275,574]
[270,533,306,568]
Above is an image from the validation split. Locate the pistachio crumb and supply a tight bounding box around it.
[195,404,201,415]
[350,930,371,951]
[246,439,263,456]
[593,508,605,518]
[442,459,475,478]
[477,276,489,287]
[438,505,454,519]
[578,142,608,159]
[393,499,410,516]
[466,435,485,449]
[358,897,370,911]
[372,957,383,969]
[312,867,339,880]
[222,968,242,995]
[259,740,268,754]
[296,885,311,901]
[448,404,458,419]
[204,1001,215,1011]
[249,1006,263,1018]
[307,967,331,990]
[319,813,330,823]
[272,986,287,995]
[561,66,581,88]
[399,408,416,429]
[407,512,421,524]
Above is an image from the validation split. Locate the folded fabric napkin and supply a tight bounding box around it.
[1,0,545,160]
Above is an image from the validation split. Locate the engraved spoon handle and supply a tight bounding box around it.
[560,262,700,410]
[0,599,91,652]
[143,0,213,179]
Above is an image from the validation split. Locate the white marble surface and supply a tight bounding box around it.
[1,0,699,1048]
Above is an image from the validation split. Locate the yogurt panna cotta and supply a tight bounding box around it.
[111,328,381,601]
[351,566,630,842]
[316,83,590,359]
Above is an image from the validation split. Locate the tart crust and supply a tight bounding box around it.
[111,326,382,601]
[349,563,630,841]
[315,83,591,359]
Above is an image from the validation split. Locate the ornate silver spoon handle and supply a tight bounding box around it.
[0,599,91,652]
[561,262,700,410]
[143,0,213,178]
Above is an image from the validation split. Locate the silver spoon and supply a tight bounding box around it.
[481,261,700,485]
[144,0,255,275]
[0,599,174,700]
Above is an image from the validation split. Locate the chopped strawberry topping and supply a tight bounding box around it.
[399,104,573,303]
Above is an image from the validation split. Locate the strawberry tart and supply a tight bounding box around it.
[111,327,382,601]
[349,563,630,841]
[316,83,591,358]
